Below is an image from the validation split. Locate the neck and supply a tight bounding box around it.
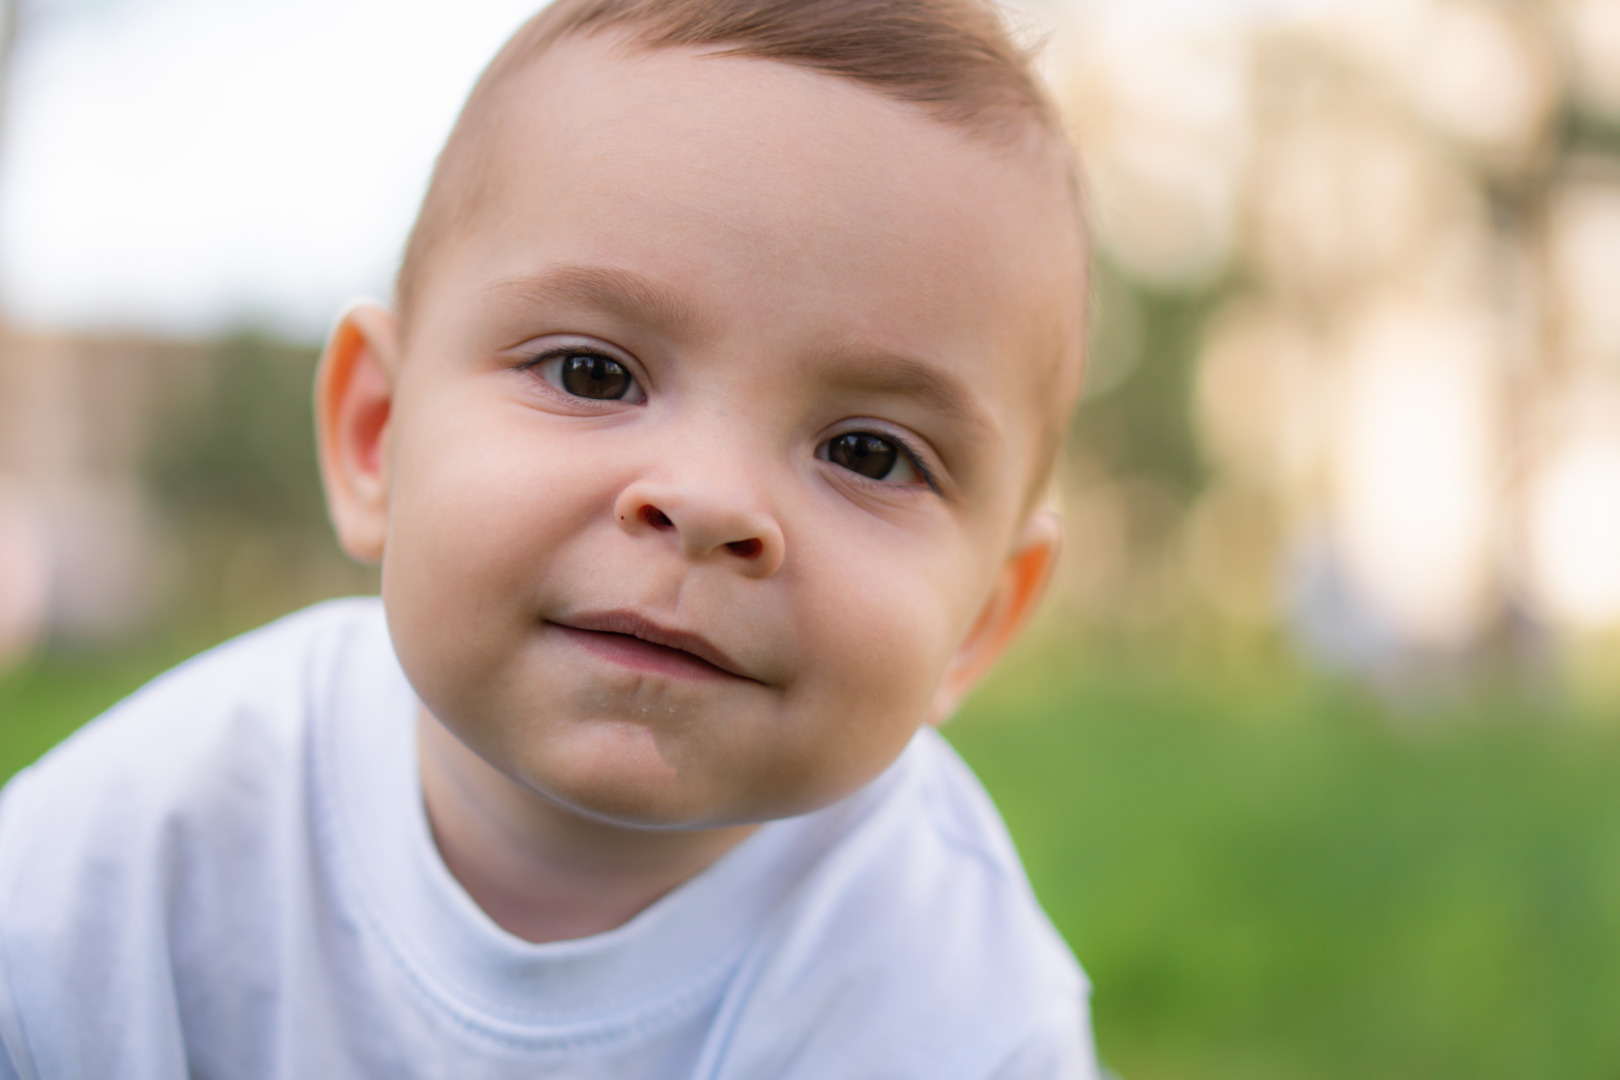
[417,708,756,944]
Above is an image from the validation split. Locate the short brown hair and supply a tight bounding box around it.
[395,0,1068,317]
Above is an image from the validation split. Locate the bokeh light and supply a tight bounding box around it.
[1526,428,1620,629]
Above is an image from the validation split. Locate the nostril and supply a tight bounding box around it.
[726,538,763,559]
[641,505,674,529]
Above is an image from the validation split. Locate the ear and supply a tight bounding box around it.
[315,302,400,564]
[927,508,1062,725]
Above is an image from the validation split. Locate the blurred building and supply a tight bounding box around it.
[0,330,367,670]
[0,331,191,662]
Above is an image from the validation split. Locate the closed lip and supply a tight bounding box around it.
[549,609,756,682]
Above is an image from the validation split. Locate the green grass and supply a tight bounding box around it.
[4,639,1619,1079]
[0,647,194,781]
[950,650,1620,1080]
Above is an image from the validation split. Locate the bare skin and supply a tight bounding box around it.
[417,709,755,942]
[316,35,1086,943]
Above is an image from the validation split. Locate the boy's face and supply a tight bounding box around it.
[324,35,1083,828]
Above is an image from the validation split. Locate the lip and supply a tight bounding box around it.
[548,610,757,683]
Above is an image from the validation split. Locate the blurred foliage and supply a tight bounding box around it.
[1563,101,1620,160]
[144,331,327,528]
[1069,260,1224,499]
[138,332,376,644]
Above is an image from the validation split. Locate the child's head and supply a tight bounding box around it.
[315,0,1087,829]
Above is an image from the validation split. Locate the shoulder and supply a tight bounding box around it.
[0,597,385,854]
[870,729,1086,1001]
[0,598,392,1074]
[709,729,1096,1080]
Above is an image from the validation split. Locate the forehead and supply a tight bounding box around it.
[416,34,1084,488]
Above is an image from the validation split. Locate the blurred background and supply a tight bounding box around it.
[3,0,1620,1076]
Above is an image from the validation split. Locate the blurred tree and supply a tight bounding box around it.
[142,333,372,642]
[144,332,326,528]
[1069,262,1222,499]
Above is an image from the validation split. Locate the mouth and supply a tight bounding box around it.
[548,610,758,683]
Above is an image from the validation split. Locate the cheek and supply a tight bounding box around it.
[379,397,591,715]
[773,528,977,794]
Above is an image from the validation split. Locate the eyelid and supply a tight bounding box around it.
[513,335,634,369]
[883,433,941,492]
[822,423,944,495]
[510,336,648,403]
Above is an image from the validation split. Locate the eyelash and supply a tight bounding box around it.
[862,432,942,494]
[516,345,620,372]
[516,345,645,398]
[512,345,941,494]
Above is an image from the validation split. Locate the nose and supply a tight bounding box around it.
[614,473,785,579]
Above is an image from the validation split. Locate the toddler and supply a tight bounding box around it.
[0,1,1096,1076]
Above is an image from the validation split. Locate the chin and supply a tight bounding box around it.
[515,724,730,829]
[541,772,699,828]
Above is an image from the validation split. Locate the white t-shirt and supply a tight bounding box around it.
[0,599,1096,1079]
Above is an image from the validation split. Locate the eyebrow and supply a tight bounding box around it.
[483,263,713,338]
[815,344,998,446]
[484,262,997,445]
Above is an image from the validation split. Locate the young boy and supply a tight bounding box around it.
[0,1,1094,1075]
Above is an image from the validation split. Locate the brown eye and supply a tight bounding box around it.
[560,352,634,399]
[529,345,647,405]
[827,432,900,480]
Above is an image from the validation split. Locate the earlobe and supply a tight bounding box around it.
[926,509,1062,725]
[315,302,400,564]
